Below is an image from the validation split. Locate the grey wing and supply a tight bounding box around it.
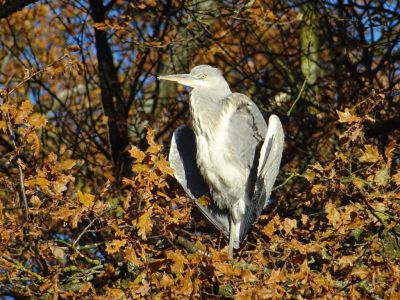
[225,93,267,170]
[168,125,230,237]
[238,114,284,243]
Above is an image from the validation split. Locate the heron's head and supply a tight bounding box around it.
[158,65,230,91]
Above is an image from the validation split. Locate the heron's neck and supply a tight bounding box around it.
[190,84,232,138]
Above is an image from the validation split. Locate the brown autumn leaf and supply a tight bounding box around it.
[337,254,358,269]
[392,170,400,185]
[374,165,390,186]
[181,271,193,296]
[154,155,174,175]
[159,273,174,289]
[325,202,341,229]
[26,131,40,156]
[66,45,81,52]
[166,250,188,274]
[242,268,258,283]
[384,141,396,162]
[105,239,127,255]
[77,190,95,207]
[214,263,242,277]
[337,108,361,124]
[49,242,66,260]
[146,127,162,154]
[27,113,47,127]
[132,163,149,173]
[15,100,33,124]
[282,218,297,235]
[359,144,381,163]
[124,247,142,265]
[57,159,76,171]
[129,146,146,162]
[262,217,277,238]
[136,207,153,240]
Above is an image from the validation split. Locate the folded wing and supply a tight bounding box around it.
[168,125,230,237]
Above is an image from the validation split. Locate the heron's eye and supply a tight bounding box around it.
[199,73,207,79]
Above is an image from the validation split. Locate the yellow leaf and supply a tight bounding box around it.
[124,247,142,265]
[26,131,40,156]
[49,242,66,260]
[93,22,109,30]
[136,208,153,240]
[27,113,47,127]
[66,45,81,52]
[57,159,76,171]
[129,146,146,162]
[30,195,42,208]
[214,263,242,276]
[325,202,342,229]
[337,254,358,268]
[374,165,390,186]
[304,169,315,183]
[77,190,95,207]
[282,218,297,235]
[262,218,277,238]
[160,273,174,288]
[154,155,174,175]
[166,250,189,274]
[311,183,327,194]
[337,108,361,124]
[384,141,397,163]
[242,268,258,283]
[105,239,127,255]
[146,127,162,154]
[15,100,33,124]
[359,144,381,163]
[392,170,400,185]
[198,196,210,207]
[35,170,50,189]
[132,163,149,173]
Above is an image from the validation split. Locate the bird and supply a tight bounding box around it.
[159,65,284,258]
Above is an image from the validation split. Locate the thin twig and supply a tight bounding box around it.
[73,217,97,247]
[1,96,29,220]
[273,172,303,191]
[2,256,44,282]
[287,78,307,116]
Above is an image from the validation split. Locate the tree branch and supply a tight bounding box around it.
[0,0,39,19]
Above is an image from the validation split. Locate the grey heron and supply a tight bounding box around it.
[159,65,284,258]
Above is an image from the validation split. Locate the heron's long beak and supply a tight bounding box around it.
[158,74,197,88]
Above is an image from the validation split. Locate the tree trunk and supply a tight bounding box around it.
[89,0,130,181]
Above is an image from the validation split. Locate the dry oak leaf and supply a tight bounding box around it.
[129,146,146,162]
[282,218,297,235]
[359,144,381,163]
[124,247,142,265]
[57,159,76,171]
[166,250,189,274]
[77,190,95,207]
[105,239,127,255]
[135,207,153,240]
[337,108,361,124]
[15,100,33,124]
[392,170,400,185]
[146,126,162,154]
[214,262,242,277]
[27,113,47,127]
[325,202,342,229]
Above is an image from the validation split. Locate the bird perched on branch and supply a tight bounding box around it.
[159,65,284,258]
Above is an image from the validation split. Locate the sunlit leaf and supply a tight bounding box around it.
[359,144,381,163]
[337,108,361,124]
[77,190,95,207]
